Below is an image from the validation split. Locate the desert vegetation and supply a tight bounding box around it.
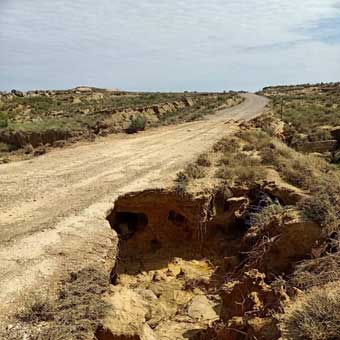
[2,93,339,340]
[260,83,340,164]
[3,268,110,340]
[170,116,340,340]
[0,88,242,162]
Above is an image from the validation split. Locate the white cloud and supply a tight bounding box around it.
[0,0,339,90]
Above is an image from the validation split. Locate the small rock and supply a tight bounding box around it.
[188,295,219,321]
[152,272,163,282]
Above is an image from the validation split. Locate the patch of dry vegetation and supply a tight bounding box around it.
[3,267,110,340]
[261,83,340,140]
[174,124,340,339]
[0,89,242,162]
[280,284,340,340]
[290,248,340,290]
[250,203,287,227]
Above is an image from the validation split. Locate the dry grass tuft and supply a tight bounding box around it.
[280,284,340,340]
[196,152,212,167]
[290,249,340,290]
[213,136,240,153]
[16,294,55,323]
[297,174,340,234]
[250,204,287,228]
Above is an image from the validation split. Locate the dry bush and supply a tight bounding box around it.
[280,284,340,340]
[175,170,189,184]
[237,129,272,149]
[290,250,340,290]
[184,163,206,180]
[297,174,340,234]
[276,156,315,189]
[237,165,266,183]
[196,152,212,167]
[216,150,266,183]
[16,293,55,323]
[250,204,287,228]
[259,140,295,166]
[216,163,266,184]
[213,136,240,153]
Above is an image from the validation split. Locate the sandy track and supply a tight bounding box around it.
[0,93,268,316]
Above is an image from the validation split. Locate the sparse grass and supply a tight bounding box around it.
[5,267,110,340]
[280,284,340,340]
[216,164,266,184]
[261,83,340,144]
[215,142,267,184]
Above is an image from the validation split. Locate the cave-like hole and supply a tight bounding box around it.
[95,327,141,340]
[108,212,148,240]
[150,239,162,253]
[168,210,187,226]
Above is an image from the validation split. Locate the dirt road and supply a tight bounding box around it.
[0,93,268,316]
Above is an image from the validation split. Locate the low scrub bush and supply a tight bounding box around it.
[185,163,206,179]
[16,293,55,323]
[213,137,240,153]
[196,153,211,167]
[280,284,340,340]
[0,111,8,128]
[251,204,286,227]
[297,174,340,234]
[290,249,340,290]
[216,163,266,184]
[127,115,147,133]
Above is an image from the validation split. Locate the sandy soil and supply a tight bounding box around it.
[0,93,268,318]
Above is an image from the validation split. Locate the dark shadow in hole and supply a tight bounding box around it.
[150,239,162,253]
[108,211,148,241]
[95,326,141,340]
[107,208,240,288]
[168,210,187,226]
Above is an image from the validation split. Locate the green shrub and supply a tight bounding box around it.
[0,112,8,128]
[127,115,147,133]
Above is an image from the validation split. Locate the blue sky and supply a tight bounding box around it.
[0,0,340,91]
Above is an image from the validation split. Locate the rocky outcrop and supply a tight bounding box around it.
[104,181,324,339]
[0,128,74,148]
[298,140,337,153]
[330,126,340,141]
[217,270,287,340]
[241,208,322,276]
